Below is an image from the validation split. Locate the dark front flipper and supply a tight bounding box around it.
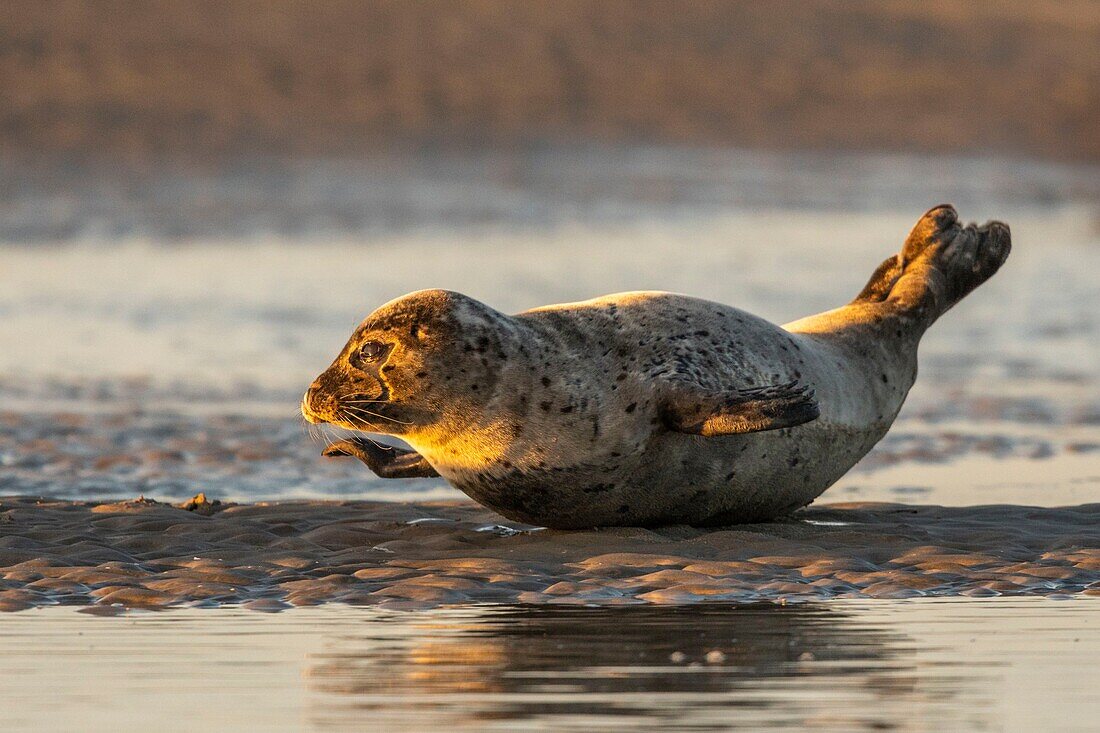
[322,437,440,478]
[662,379,820,436]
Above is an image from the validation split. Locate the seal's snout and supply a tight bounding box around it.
[301,380,328,424]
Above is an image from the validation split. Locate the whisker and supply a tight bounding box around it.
[296,411,321,444]
[336,391,386,402]
[342,405,400,423]
[335,409,391,450]
[342,403,413,426]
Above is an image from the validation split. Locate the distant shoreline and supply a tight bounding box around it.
[3,0,1098,163]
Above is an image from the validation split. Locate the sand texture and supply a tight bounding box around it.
[1,497,1098,612]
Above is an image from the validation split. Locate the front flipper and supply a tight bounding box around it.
[661,379,820,436]
[322,437,440,478]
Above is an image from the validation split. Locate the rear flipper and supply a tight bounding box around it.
[854,204,1011,329]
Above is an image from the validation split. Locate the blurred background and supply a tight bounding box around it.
[1,0,1098,503]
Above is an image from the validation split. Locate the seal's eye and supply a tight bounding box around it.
[358,340,388,364]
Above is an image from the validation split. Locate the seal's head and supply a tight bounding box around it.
[302,289,511,438]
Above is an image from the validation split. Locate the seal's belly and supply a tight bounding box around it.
[445,418,886,529]
[431,301,910,529]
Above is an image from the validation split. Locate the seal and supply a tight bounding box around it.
[302,205,1010,528]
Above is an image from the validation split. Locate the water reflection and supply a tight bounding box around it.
[306,604,995,730]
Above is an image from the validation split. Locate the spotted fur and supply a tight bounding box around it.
[304,205,1010,528]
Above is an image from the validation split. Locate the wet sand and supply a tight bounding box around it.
[2,496,1098,612]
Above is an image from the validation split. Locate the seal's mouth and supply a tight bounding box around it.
[301,383,400,432]
[301,393,327,425]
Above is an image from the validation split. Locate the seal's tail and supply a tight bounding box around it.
[853,204,1011,329]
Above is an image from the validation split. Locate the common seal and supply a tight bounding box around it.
[303,205,1010,528]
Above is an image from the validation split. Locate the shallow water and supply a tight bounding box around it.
[2,599,1097,731]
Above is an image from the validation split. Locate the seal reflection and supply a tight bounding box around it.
[303,604,982,730]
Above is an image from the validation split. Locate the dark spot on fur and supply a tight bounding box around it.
[541,377,551,387]
[381,365,394,373]
[881,374,889,383]
[560,405,573,413]
[415,371,427,379]
[540,401,551,411]
[471,384,479,391]
[625,403,636,413]
[617,505,630,513]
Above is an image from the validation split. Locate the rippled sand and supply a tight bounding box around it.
[2,496,1098,612]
